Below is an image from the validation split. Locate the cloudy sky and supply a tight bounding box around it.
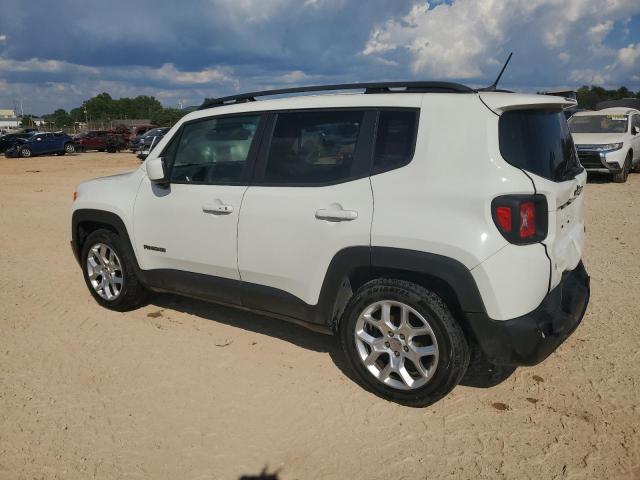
[0,0,639,114]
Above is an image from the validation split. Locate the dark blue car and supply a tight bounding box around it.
[4,131,76,158]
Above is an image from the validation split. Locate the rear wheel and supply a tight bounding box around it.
[613,154,631,183]
[81,229,147,311]
[340,279,469,407]
[64,142,75,154]
[19,147,32,158]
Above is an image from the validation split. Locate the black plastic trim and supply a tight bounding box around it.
[370,247,486,314]
[199,81,474,109]
[466,261,590,366]
[71,209,138,267]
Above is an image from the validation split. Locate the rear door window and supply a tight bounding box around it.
[262,110,365,185]
[499,109,582,182]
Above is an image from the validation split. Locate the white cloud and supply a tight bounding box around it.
[0,57,239,88]
[151,63,237,86]
[0,34,6,42]
[278,70,312,83]
[617,43,640,68]
[362,0,640,82]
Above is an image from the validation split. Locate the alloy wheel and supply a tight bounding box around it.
[86,243,123,300]
[354,300,439,390]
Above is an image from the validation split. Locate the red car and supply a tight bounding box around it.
[74,131,110,151]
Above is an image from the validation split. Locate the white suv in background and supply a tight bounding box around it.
[569,107,640,182]
[71,82,590,407]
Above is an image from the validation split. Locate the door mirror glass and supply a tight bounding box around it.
[633,126,639,135]
[146,157,166,182]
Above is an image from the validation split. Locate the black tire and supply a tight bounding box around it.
[631,153,640,173]
[57,151,65,156]
[339,279,469,407]
[19,147,32,158]
[612,154,631,183]
[64,142,75,154]
[80,229,147,311]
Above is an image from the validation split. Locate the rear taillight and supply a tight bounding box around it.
[491,195,547,244]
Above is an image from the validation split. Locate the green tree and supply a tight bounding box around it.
[150,108,187,127]
[44,109,73,128]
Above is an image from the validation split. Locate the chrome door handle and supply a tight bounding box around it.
[202,203,233,215]
[315,208,358,221]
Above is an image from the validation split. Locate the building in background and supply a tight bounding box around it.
[0,108,20,131]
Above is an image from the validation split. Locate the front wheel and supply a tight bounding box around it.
[64,142,75,154]
[81,229,147,311]
[340,279,469,407]
[19,147,32,158]
[613,154,631,183]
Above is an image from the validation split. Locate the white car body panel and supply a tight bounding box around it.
[238,179,373,305]
[132,180,246,279]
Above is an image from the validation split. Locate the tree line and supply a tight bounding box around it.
[22,92,190,129]
[575,85,640,110]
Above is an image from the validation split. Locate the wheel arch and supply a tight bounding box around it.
[71,209,138,267]
[322,247,487,337]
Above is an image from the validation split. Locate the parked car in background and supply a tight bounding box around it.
[569,107,640,182]
[75,130,129,152]
[128,124,156,140]
[130,127,170,153]
[0,132,34,153]
[5,131,76,158]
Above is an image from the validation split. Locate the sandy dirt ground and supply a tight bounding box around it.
[0,152,639,480]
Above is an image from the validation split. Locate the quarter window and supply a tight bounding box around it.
[263,110,364,184]
[373,110,418,173]
[169,115,260,184]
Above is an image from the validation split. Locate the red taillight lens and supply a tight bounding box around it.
[492,195,547,245]
[495,206,512,232]
[519,201,535,238]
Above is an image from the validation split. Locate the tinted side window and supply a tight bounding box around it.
[264,110,364,184]
[499,109,582,182]
[373,110,418,174]
[169,115,260,184]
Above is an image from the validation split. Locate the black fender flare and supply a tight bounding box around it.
[317,246,487,330]
[71,209,137,266]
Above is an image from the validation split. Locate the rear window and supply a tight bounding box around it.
[499,109,582,182]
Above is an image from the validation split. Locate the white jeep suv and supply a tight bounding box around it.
[569,107,640,182]
[71,82,590,406]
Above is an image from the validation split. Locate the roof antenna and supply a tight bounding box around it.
[481,52,513,92]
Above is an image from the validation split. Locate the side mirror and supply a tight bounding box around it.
[36,137,42,141]
[633,126,640,135]
[146,157,167,183]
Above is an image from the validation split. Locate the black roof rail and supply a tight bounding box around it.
[198,81,474,110]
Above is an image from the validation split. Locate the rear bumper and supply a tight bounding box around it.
[466,261,590,366]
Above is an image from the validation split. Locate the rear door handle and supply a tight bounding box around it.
[315,208,358,221]
[202,203,233,215]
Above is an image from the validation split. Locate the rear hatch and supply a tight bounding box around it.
[483,93,587,290]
